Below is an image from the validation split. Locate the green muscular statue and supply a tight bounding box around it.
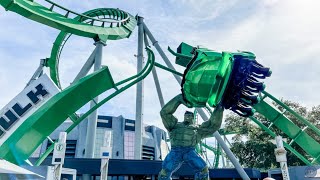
[158,94,224,180]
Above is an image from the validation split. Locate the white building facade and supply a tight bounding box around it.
[32,115,169,161]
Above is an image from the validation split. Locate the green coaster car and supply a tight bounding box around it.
[169,42,271,117]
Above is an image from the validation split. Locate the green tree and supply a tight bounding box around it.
[224,99,320,170]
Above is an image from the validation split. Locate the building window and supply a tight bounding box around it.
[125,119,135,131]
[94,129,113,158]
[124,131,135,159]
[47,140,77,158]
[97,115,112,128]
[142,145,155,160]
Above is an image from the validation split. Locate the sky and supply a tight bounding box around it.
[1,0,320,138]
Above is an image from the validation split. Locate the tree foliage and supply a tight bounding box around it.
[224,99,320,170]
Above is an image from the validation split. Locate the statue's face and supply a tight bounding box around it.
[184,113,194,125]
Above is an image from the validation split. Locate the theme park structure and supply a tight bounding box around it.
[0,0,320,179]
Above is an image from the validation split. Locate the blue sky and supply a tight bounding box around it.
[1,0,320,132]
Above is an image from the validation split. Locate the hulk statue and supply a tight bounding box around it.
[158,94,224,180]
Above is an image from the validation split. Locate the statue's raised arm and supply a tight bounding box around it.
[197,104,224,139]
[160,94,190,131]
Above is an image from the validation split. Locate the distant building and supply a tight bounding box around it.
[31,115,169,161]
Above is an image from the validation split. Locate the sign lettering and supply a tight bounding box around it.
[0,84,49,137]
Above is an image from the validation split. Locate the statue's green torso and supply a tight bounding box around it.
[169,122,200,147]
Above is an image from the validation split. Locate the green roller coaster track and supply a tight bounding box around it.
[0,67,115,164]
[46,7,137,88]
[0,0,136,41]
[1,0,320,170]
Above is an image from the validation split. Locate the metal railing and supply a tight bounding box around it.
[38,0,131,27]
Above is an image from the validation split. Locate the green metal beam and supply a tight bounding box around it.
[154,62,183,77]
[254,97,320,164]
[0,0,136,41]
[263,91,320,138]
[47,8,137,88]
[36,47,155,165]
[0,67,115,164]
[249,116,312,165]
